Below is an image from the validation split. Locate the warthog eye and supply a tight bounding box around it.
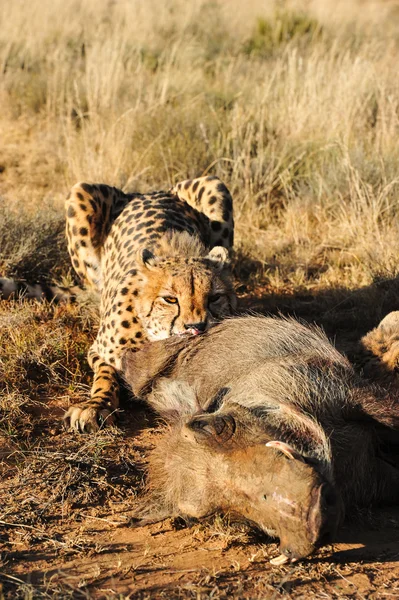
[263,494,267,501]
[188,413,236,445]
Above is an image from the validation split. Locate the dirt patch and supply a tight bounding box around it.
[7,513,399,599]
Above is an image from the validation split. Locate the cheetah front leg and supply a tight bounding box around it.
[64,183,133,432]
[170,176,234,249]
[64,346,120,433]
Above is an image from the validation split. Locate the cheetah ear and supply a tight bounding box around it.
[137,248,159,270]
[207,246,229,270]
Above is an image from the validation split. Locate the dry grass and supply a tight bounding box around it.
[2,0,399,294]
[2,0,399,598]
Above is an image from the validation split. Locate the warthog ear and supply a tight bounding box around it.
[206,387,230,413]
[266,440,305,462]
[187,413,236,446]
[206,246,229,270]
[136,248,159,270]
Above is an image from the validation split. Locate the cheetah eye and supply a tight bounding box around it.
[209,294,222,304]
[162,296,178,304]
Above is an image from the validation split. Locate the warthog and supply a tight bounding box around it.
[121,316,399,564]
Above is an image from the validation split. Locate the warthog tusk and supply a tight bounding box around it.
[270,553,290,565]
[270,553,299,566]
[266,440,305,462]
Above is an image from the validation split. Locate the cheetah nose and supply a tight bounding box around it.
[184,321,207,334]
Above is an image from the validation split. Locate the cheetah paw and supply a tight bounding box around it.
[63,403,117,433]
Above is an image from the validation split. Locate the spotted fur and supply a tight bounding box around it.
[356,311,399,385]
[63,176,236,432]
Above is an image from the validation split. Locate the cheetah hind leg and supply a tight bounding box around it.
[171,176,234,249]
[64,346,120,433]
[66,182,130,290]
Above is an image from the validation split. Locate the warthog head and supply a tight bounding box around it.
[143,398,342,565]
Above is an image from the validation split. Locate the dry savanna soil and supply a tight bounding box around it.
[2,0,399,597]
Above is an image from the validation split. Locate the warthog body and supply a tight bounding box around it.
[122,316,399,563]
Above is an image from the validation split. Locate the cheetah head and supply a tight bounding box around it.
[132,246,236,341]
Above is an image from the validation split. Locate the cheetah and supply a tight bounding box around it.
[0,278,77,302]
[63,176,236,432]
[355,311,399,387]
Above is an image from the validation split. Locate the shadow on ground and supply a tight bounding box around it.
[237,268,399,354]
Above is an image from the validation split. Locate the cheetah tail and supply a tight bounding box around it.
[0,277,80,303]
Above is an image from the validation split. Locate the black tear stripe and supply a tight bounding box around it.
[190,269,195,296]
[146,298,156,319]
[169,301,180,336]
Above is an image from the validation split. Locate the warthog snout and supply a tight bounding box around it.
[248,445,341,565]
[274,479,342,565]
[311,482,342,546]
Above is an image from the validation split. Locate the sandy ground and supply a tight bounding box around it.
[6,500,399,599]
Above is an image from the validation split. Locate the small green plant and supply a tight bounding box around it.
[243,10,323,57]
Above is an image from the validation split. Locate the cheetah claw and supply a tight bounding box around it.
[63,403,117,433]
